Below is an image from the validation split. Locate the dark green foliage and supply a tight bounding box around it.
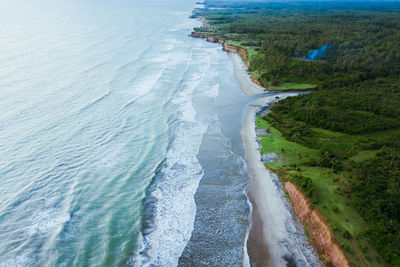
[332,206,339,213]
[343,230,352,239]
[288,175,319,204]
[351,147,400,265]
[318,146,342,171]
[270,80,400,134]
[360,244,368,253]
[268,81,400,264]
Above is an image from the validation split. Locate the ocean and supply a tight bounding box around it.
[0,0,253,265]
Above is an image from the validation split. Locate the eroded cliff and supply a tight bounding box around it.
[284,181,353,267]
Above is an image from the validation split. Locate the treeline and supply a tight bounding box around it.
[351,147,400,265]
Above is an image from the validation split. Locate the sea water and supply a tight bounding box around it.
[0,0,252,265]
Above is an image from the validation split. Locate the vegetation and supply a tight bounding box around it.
[270,80,400,134]
[194,1,400,89]
[194,1,400,266]
[289,174,319,204]
[257,116,397,266]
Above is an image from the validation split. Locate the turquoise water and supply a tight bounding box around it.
[0,0,253,266]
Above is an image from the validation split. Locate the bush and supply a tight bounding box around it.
[360,244,368,253]
[289,175,319,204]
[343,230,352,239]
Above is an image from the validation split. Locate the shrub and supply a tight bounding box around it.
[343,230,352,239]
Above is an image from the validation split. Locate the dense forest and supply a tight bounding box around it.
[195,1,400,88]
[271,79,400,134]
[193,1,400,266]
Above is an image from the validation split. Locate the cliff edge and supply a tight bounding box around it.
[284,181,353,267]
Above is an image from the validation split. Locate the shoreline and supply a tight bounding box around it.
[230,52,319,265]
[190,30,316,93]
[231,48,350,266]
[190,18,320,265]
[189,9,394,266]
[241,95,320,266]
[229,53,266,96]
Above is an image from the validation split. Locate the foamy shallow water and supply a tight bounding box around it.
[0,0,252,266]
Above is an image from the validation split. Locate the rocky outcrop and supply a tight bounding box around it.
[189,32,224,43]
[284,181,353,267]
[190,32,215,39]
[207,36,225,44]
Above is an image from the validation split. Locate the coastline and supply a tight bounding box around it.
[189,7,399,266]
[229,53,266,96]
[230,52,319,265]
[230,45,354,266]
[190,17,320,266]
[231,47,350,267]
[242,96,321,266]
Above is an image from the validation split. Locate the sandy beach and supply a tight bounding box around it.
[229,53,266,96]
[229,53,319,266]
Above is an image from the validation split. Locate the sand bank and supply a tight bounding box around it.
[241,96,319,267]
[229,53,320,266]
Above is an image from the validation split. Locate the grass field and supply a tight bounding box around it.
[225,40,242,46]
[256,117,388,266]
[267,82,318,91]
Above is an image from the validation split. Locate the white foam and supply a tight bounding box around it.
[205,82,219,99]
[151,53,171,63]
[23,208,70,236]
[131,67,166,99]
[243,173,253,267]
[137,69,207,267]
[0,254,31,267]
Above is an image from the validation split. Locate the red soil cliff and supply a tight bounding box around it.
[223,44,250,67]
[190,32,215,39]
[284,181,353,267]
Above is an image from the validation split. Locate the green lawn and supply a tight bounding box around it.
[267,82,318,91]
[225,40,242,46]
[256,117,388,266]
[256,117,318,169]
[350,150,377,162]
